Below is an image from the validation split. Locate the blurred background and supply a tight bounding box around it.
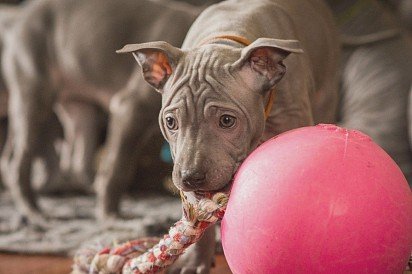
[0,0,410,273]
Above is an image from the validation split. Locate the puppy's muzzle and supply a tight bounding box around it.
[181,169,206,190]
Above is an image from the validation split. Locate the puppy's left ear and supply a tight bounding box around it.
[232,38,303,93]
[117,41,183,92]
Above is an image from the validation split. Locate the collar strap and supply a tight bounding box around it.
[199,34,252,47]
[198,34,275,120]
[264,90,275,120]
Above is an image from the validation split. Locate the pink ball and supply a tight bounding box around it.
[221,124,412,274]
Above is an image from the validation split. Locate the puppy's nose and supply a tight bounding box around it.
[181,169,206,189]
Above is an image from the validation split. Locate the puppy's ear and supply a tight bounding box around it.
[117,41,183,92]
[232,38,303,94]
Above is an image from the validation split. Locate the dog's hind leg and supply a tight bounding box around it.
[0,19,56,227]
[95,81,161,220]
[31,114,63,194]
[55,101,105,194]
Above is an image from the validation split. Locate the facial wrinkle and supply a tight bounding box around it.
[197,49,214,83]
[183,87,197,126]
[202,74,255,163]
[159,75,190,140]
[195,84,210,119]
[204,72,253,136]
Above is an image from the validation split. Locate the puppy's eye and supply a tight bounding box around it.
[165,116,178,130]
[219,114,236,129]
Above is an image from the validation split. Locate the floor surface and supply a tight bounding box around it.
[1,253,411,274]
[0,253,232,274]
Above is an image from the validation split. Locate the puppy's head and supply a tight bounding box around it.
[118,38,302,196]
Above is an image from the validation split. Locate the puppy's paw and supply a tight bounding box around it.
[95,208,121,223]
[28,211,54,231]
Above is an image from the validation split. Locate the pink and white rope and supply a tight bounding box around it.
[72,192,229,274]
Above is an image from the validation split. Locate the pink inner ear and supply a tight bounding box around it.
[250,48,278,78]
[143,51,172,88]
[251,48,272,58]
[245,47,287,89]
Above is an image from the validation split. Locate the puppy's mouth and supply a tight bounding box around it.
[181,161,243,200]
[192,179,233,200]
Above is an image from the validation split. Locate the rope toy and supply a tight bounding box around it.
[72,191,229,274]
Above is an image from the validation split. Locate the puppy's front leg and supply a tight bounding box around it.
[167,225,216,274]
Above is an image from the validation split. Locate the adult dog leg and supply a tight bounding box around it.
[32,113,63,194]
[0,25,55,227]
[95,84,161,220]
[1,90,55,226]
[55,101,105,193]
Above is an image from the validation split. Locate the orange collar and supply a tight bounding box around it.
[264,90,275,120]
[199,34,275,120]
[199,34,252,47]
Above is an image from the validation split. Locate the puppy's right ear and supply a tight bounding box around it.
[117,41,183,92]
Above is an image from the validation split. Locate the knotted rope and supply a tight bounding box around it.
[72,191,229,273]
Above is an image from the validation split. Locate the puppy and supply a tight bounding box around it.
[118,0,340,272]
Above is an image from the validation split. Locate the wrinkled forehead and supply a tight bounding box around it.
[181,43,242,72]
[162,82,236,113]
[161,44,255,109]
[163,46,239,93]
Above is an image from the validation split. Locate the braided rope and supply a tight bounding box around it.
[72,192,229,274]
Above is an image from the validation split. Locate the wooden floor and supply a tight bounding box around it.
[1,253,410,274]
[0,253,232,274]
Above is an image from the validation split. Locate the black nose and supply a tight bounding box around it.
[181,170,206,189]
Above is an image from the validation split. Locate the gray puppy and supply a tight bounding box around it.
[0,0,199,226]
[118,0,340,272]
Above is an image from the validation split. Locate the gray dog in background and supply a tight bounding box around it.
[386,0,412,29]
[0,6,13,154]
[0,0,199,227]
[327,0,412,185]
[0,2,66,194]
[118,0,340,272]
[0,3,21,187]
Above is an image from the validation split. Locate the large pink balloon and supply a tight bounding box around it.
[221,124,412,274]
